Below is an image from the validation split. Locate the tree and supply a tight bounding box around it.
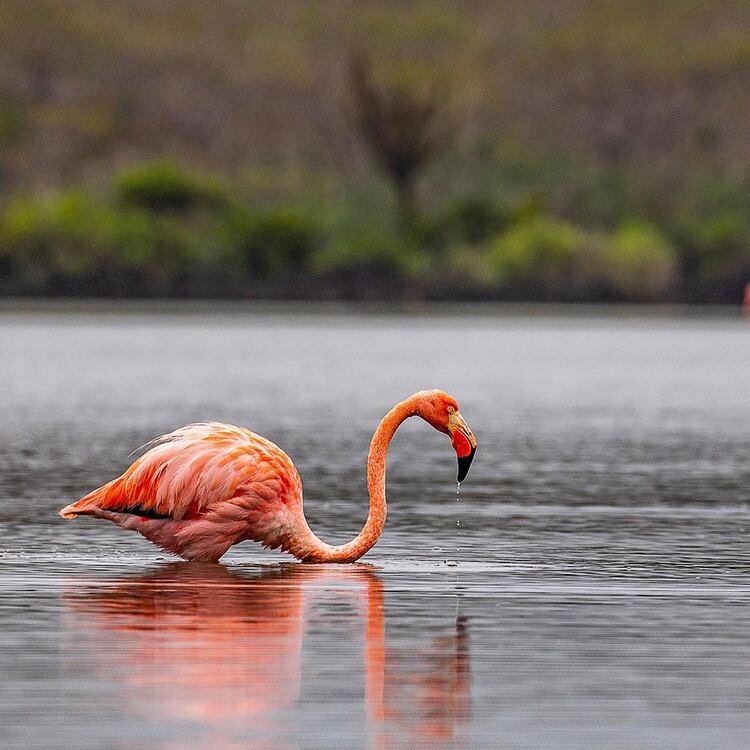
[349,54,451,230]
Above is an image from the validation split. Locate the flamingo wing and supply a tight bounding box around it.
[60,423,304,561]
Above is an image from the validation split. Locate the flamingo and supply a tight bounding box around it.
[59,390,477,562]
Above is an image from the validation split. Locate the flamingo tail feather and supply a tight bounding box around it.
[59,479,121,519]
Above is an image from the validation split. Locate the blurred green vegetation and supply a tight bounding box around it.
[1,157,739,300]
[0,1,749,300]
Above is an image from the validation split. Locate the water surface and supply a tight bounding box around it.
[1,306,749,748]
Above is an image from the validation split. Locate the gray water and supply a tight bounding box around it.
[1,305,749,749]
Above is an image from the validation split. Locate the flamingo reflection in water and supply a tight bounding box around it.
[63,563,470,749]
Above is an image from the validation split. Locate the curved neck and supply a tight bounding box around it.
[294,396,418,563]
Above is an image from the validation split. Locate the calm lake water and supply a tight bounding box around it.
[1,304,749,749]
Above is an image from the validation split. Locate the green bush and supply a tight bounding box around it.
[313,222,425,279]
[690,213,750,286]
[311,195,427,285]
[0,191,205,291]
[1,153,744,300]
[114,160,228,213]
[660,173,750,295]
[432,197,514,245]
[602,221,678,296]
[222,207,321,278]
[668,206,750,292]
[487,217,602,292]
[0,192,112,281]
[487,216,679,298]
[311,185,427,281]
[441,245,494,287]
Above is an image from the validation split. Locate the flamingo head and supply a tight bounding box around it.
[415,390,477,482]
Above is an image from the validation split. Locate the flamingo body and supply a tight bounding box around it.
[61,423,305,562]
[60,391,477,563]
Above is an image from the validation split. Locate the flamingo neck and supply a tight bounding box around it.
[294,396,418,563]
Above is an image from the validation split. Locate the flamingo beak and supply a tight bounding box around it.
[449,411,477,482]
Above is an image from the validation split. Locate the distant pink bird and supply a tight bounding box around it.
[60,390,477,562]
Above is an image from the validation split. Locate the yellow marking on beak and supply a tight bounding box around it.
[449,411,477,449]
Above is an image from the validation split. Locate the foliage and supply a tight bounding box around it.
[602,222,678,297]
[222,207,321,278]
[663,174,750,297]
[312,189,425,282]
[442,198,511,245]
[114,161,228,213]
[0,192,121,280]
[0,190,211,293]
[487,217,602,296]
[485,217,680,299]
[0,158,747,301]
[424,195,540,252]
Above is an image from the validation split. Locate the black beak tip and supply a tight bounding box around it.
[456,446,476,483]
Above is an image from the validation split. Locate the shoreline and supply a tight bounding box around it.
[0,296,743,320]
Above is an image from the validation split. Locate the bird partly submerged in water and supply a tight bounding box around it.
[60,390,477,563]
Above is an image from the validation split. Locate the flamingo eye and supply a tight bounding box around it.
[447,406,455,414]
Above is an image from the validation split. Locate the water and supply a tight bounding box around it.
[1,304,749,749]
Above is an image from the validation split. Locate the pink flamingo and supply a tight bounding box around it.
[60,390,477,562]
